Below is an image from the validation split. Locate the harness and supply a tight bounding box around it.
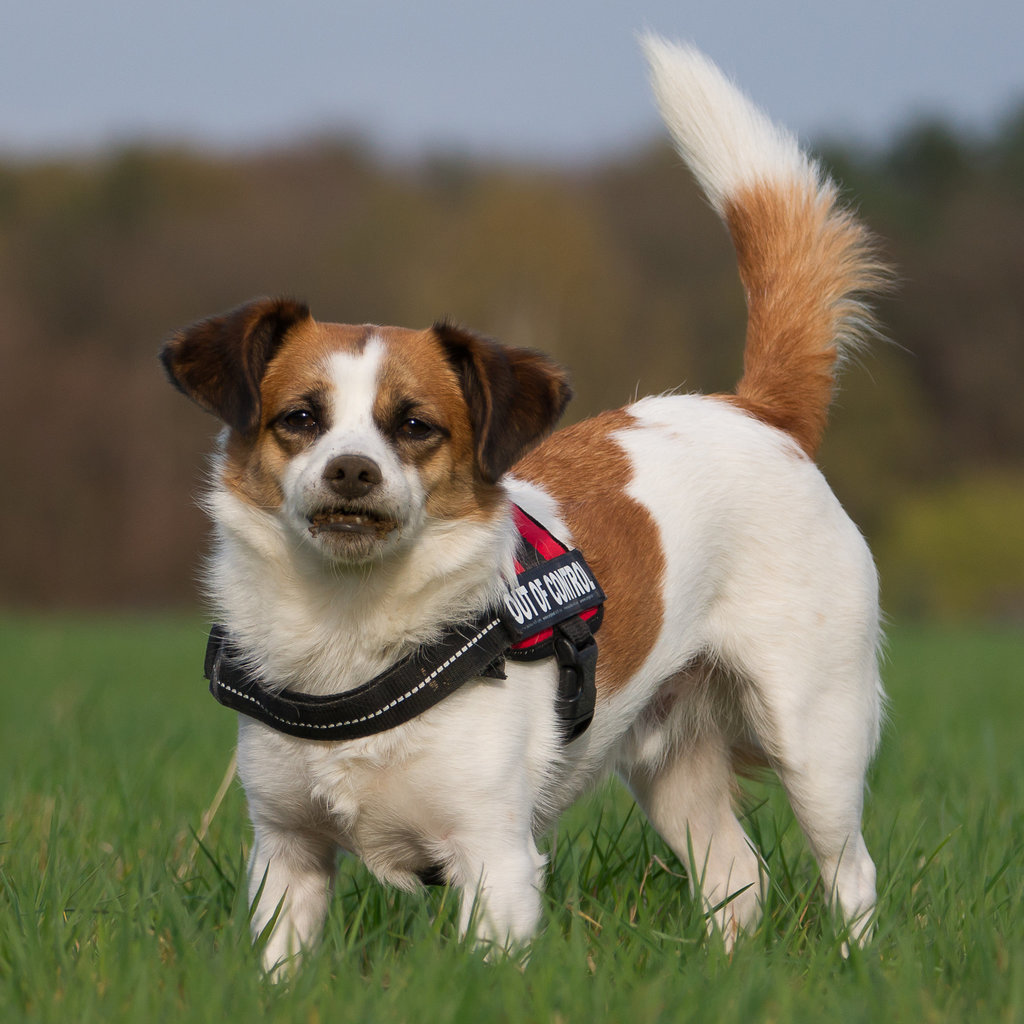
[204,505,605,745]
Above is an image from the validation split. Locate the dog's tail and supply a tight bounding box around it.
[642,37,888,457]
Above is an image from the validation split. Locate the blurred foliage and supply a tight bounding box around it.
[876,474,1024,621]
[1,108,1022,619]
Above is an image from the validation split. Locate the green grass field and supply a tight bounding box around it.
[1,616,1022,1022]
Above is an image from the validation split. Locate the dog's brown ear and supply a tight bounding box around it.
[435,321,572,484]
[160,298,311,436]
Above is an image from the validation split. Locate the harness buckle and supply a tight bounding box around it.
[553,618,598,742]
[204,624,230,697]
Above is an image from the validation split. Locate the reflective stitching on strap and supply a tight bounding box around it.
[215,617,503,732]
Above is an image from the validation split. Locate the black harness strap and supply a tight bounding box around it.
[204,506,604,744]
[205,614,510,742]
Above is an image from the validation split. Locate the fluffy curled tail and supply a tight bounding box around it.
[642,36,889,457]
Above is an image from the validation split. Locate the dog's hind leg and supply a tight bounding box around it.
[623,731,764,948]
[727,627,882,945]
[760,681,879,944]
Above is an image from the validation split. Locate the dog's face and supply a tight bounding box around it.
[161,298,571,564]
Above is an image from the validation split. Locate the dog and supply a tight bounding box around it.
[162,37,887,973]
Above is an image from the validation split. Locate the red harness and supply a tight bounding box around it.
[508,505,603,658]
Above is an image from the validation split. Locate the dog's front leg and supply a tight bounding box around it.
[453,832,547,953]
[247,823,337,977]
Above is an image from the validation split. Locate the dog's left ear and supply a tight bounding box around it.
[435,321,572,484]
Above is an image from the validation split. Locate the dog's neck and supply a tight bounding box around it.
[204,488,518,695]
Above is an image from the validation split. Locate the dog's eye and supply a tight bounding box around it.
[398,417,435,441]
[280,409,318,433]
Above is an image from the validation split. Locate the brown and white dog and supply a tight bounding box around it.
[162,38,887,972]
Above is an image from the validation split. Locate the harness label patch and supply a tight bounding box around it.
[499,550,605,642]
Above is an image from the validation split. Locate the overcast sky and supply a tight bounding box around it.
[3,0,1023,161]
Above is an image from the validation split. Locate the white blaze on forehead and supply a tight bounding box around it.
[324,336,386,436]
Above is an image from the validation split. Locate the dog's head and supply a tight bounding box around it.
[161,298,571,563]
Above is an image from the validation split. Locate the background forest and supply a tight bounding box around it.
[1,110,1022,620]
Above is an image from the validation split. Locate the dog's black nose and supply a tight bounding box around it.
[324,455,383,499]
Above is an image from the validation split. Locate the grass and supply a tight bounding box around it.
[1,615,1022,1022]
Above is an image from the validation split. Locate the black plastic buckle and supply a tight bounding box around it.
[204,624,228,694]
[553,620,598,742]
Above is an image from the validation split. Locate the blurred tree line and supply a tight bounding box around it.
[1,108,1022,620]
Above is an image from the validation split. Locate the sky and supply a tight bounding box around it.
[3,0,1023,162]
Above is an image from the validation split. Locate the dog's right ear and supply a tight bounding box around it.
[160,298,311,436]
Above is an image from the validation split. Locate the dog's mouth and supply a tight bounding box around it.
[307,506,399,539]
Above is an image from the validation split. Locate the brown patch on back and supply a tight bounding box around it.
[514,409,665,695]
[721,181,887,458]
